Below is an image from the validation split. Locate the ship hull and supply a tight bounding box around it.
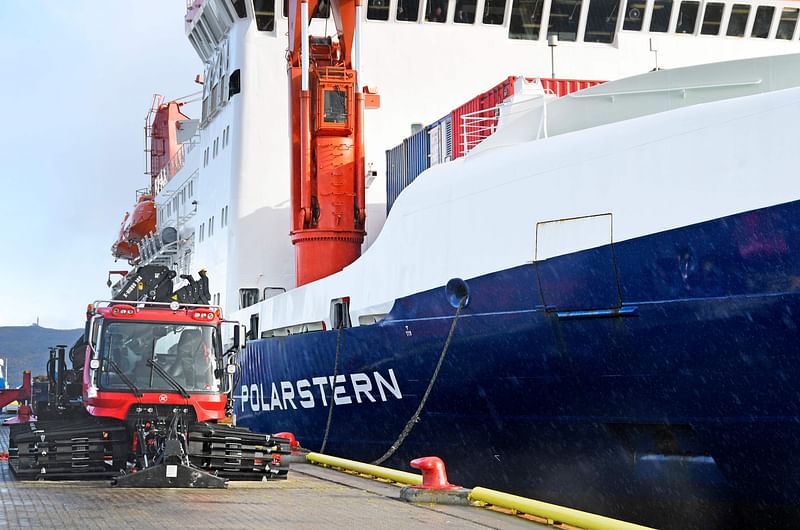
[236,199,800,527]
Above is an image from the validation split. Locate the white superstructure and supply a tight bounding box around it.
[141,0,800,332]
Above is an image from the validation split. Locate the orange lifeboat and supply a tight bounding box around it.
[125,194,156,242]
[111,213,139,261]
[111,194,157,262]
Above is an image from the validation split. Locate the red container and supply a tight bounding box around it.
[533,77,605,97]
[451,76,604,159]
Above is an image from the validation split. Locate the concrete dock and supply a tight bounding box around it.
[1,423,547,529]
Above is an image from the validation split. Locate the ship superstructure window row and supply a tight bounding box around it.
[241,0,800,41]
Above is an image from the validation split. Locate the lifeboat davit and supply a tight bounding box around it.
[111,195,157,262]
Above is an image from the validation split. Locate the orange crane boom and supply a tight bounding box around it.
[287,0,375,286]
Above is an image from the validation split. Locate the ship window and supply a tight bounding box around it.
[700,2,723,34]
[649,0,673,32]
[199,223,205,242]
[622,0,645,30]
[254,0,275,31]
[229,69,241,99]
[210,216,215,236]
[239,288,259,309]
[232,0,248,17]
[483,0,507,24]
[330,298,351,329]
[751,5,774,38]
[367,0,390,20]
[323,89,348,123]
[397,0,420,21]
[249,313,259,339]
[454,0,477,23]
[726,4,749,36]
[585,0,619,43]
[189,180,194,197]
[548,0,582,41]
[425,0,448,22]
[776,8,798,39]
[281,0,330,17]
[202,12,223,42]
[509,0,544,39]
[675,1,699,33]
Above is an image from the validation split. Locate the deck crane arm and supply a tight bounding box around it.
[287,0,376,286]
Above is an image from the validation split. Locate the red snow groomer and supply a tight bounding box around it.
[8,265,290,488]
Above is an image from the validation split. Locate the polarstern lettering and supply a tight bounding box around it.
[240,369,402,412]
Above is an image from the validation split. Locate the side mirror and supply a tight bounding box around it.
[233,324,247,349]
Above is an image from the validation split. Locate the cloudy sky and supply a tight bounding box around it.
[0,2,202,329]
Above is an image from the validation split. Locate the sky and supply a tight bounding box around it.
[0,2,202,329]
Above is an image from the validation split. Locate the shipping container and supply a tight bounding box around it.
[385,143,407,214]
[533,77,605,97]
[386,128,430,215]
[428,114,452,166]
[406,127,429,183]
[386,76,604,215]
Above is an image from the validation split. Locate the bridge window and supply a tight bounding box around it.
[254,0,275,30]
[776,8,798,39]
[585,0,619,42]
[239,288,259,309]
[483,0,507,24]
[751,5,774,38]
[509,0,544,39]
[454,0,477,23]
[367,0,390,20]
[676,1,699,33]
[425,0,448,21]
[700,2,723,34]
[548,0,582,41]
[397,0,420,21]
[232,0,248,17]
[649,0,672,31]
[726,4,749,36]
[622,0,645,30]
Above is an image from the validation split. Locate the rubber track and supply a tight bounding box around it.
[187,423,291,480]
[9,417,128,480]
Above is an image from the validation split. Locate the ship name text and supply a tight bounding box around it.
[240,369,402,412]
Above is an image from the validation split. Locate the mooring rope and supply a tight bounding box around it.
[371,295,466,465]
[319,326,343,454]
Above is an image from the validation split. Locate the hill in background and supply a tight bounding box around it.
[0,325,83,387]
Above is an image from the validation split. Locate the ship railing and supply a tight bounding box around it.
[153,141,195,195]
[460,106,504,155]
[459,89,556,155]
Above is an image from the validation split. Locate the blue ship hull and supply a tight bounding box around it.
[237,200,800,528]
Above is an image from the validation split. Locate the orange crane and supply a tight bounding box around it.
[287,0,378,286]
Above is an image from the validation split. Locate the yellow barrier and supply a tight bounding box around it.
[306,452,423,486]
[468,487,657,530]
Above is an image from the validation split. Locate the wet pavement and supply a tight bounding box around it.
[0,423,543,529]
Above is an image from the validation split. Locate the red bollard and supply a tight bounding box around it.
[410,456,460,490]
[274,431,300,448]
